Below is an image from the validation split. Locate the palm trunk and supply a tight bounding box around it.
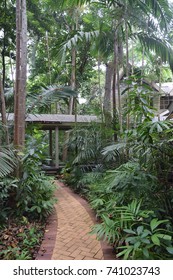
[98,57,104,123]
[103,62,113,127]
[63,10,78,162]
[125,21,130,130]
[14,0,27,150]
[62,47,76,162]
[31,36,38,73]
[141,47,145,85]
[117,56,123,133]
[46,31,52,85]
[131,41,134,75]
[69,46,76,114]
[112,32,117,141]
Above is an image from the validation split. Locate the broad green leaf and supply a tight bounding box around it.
[157,234,172,241]
[143,248,149,258]
[151,234,160,246]
[137,226,144,235]
[150,218,168,231]
[134,241,141,249]
[124,229,136,234]
[166,247,173,254]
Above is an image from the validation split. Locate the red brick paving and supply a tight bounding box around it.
[36,181,115,260]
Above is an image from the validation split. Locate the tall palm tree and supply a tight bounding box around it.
[59,0,173,127]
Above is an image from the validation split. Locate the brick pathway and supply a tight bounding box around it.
[36,181,115,260]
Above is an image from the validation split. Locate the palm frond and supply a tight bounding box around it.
[135,32,173,71]
[27,85,77,113]
[0,148,17,178]
[102,143,126,162]
[144,0,172,30]
[58,30,100,63]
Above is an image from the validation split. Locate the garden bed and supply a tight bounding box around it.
[0,219,45,260]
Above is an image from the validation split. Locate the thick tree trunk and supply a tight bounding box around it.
[14,0,27,150]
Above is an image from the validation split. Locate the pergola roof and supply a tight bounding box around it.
[3,113,100,129]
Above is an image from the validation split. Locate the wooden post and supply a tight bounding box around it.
[49,129,53,165]
[55,126,59,168]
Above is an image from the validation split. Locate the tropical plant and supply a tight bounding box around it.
[0,148,17,178]
[117,218,173,260]
[91,199,154,244]
[0,177,19,223]
[14,140,57,220]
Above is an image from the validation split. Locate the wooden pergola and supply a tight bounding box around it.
[5,113,100,168]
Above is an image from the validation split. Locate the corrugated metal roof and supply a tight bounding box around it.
[26,114,99,123]
[1,113,100,125]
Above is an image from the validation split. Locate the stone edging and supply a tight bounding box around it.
[35,190,58,260]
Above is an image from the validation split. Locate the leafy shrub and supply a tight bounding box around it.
[0,131,57,223]
[0,148,17,178]
[91,200,173,259]
[15,149,57,220]
[91,200,153,244]
[117,218,173,260]
[0,178,19,223]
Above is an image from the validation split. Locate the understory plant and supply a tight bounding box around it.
[15,135,57,220]
[0,218,45,260]
[117,218,173,260]
[0,131,57,223]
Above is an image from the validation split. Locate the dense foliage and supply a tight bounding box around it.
[1,0,173,260]
[63,81,173,259]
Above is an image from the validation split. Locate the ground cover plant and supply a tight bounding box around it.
[0,219,45,260]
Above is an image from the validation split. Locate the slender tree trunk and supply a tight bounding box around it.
[117,53,123,133]
[131,41,134,75]
[69,46,76,114]
[112,34,117,114]
[14,0,27,150]
[0,74,9,145]
[153,61,162,118]
[103,62,113,127]
[2,0,7,88]
[46,31,52,85]
[125,21,130,130]
[63,9,79,162]
[31,36,38,73]
[10,54,15,91]
[98,57,104,123]
[112,32,117,141]
[141,47,145,84]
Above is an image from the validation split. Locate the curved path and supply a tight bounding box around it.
[36,181,115,260]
